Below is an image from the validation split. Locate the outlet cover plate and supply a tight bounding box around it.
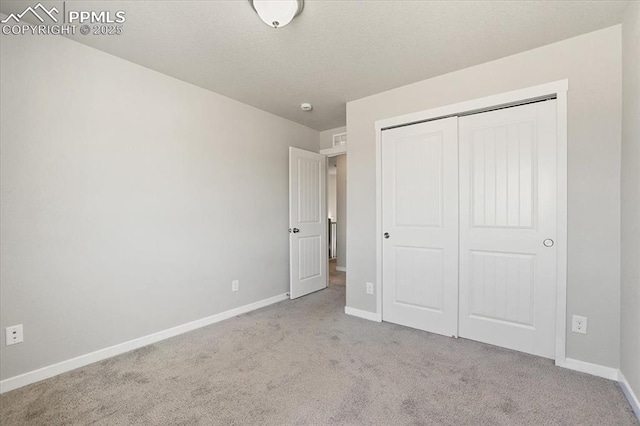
[366,282,374,295]
[232,280,239,292]
[571,315,587,334]
[6,325,24,346]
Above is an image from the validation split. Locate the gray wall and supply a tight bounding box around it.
[346,26,622,368]
[621,1,640,398]
[336,155,347,269]
[319,126,347,150]
[0,32,318,380]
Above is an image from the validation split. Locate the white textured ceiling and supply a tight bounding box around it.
[1,0,630,130]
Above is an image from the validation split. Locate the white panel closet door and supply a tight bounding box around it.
[289,147,327,299]
[382,117,458,337]
[458,100,557,359]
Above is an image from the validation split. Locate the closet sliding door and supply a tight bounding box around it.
[458,100,558,359]
[380,100,559,359]
[381,117,459,337]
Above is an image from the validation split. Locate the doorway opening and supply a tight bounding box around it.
[327,154,346,288]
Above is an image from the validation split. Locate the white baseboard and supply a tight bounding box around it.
[619,372,640,420]
[344,306,381,322]
[558,357,620,380]
[335,266,347,272]
[0,293,288,394]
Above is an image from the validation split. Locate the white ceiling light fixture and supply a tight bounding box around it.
[249,0,304,29]
[300,103,313,111]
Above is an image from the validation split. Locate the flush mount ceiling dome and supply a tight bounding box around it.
[249,0,304,29]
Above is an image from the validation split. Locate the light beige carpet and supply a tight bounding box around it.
[329,259,346,287]
[1,267,637,425]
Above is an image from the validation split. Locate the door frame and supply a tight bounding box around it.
[320,146,347,269]
[374,80,568,366]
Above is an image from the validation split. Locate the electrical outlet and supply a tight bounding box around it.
[6,325,23,346]
[572,315,587,334]
[232,280,239,292]
[366,282,374,295]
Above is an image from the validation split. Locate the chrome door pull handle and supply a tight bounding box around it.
[543,239,554,247]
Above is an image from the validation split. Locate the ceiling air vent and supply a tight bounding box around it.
[333,132,347,147]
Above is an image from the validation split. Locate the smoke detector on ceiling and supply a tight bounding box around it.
[300,103,313,112]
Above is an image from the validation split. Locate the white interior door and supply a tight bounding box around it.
[382,117,459,337]
[289,147,327,299]
[458,100,558,359]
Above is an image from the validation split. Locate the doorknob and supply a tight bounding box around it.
[543,239,554,247]
[384,232,390,239]
[292,228,300,233]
